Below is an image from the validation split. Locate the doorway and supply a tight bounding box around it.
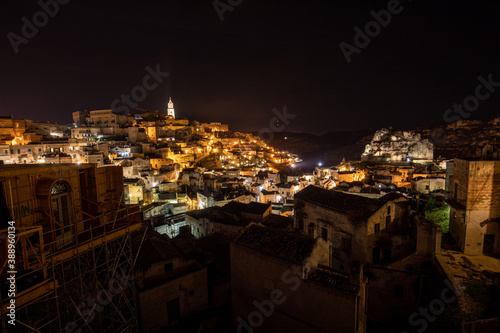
[51,181,74,248]
[167,298,181,325]
[483,234,495,254]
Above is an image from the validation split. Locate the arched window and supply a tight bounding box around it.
[51,180,71,195]
[50,180,74,247]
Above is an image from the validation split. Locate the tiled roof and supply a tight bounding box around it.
[159,193,176,200]
[262,214,293,229]
[223,201,271,216]
[308,265,359,294]
[261,190,279,195]
[187,206,249,227]
[235,224,316,265]
[295,185,385,219]
[136,235,182,271]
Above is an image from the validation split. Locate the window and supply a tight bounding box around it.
[425,185,430,190]
[383,248,392,264]
[387,206,391,215]
[321,227,328,240]
[16,149,20,154]
[297,218,304,231]
[307,223,315,237]
[38,148,42,152]
[341,237,352,254]
[28,148,31,153]
[50,180,74,248]
[10,149,13,154]
[374,223,380,232]
[164,262,173,272]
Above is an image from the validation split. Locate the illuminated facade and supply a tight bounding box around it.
[167,97,175,118]
[362,128,434,163]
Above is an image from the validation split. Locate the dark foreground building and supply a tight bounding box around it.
[0,164,141,332]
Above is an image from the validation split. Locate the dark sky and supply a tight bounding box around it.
[1,0,499,134]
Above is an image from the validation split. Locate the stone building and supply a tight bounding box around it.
[448,158,500,255]
[186,201,271,238]
[72,110,89,125]
[70,125,101,139]
[201,122,229,132]
[0,163,141,331]
[0,116,28,143]
[135,232,208,332]
[231,224,368,333]
[294,185,441,324]
[412,176,446,194]
[86,109,132,127]
[294,186,412,268]
[124,178,144,204]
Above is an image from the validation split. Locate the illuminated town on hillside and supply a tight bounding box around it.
[0,1,499,333]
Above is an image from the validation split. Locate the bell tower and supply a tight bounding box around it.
[167,97,175,118]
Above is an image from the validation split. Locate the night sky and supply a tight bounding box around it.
[1,0,499,134]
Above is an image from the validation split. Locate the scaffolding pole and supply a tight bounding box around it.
[1,208,143,333]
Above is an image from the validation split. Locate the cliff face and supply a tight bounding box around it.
[361,128,434,163]
[268,118,500,168]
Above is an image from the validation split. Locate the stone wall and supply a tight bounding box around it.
[230,242,366,333]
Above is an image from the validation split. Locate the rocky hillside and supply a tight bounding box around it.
[411,118,500,159]
[268,118,500,168]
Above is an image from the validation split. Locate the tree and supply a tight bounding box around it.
[424,198,437,211]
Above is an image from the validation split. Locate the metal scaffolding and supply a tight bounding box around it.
[0,206,144,333]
